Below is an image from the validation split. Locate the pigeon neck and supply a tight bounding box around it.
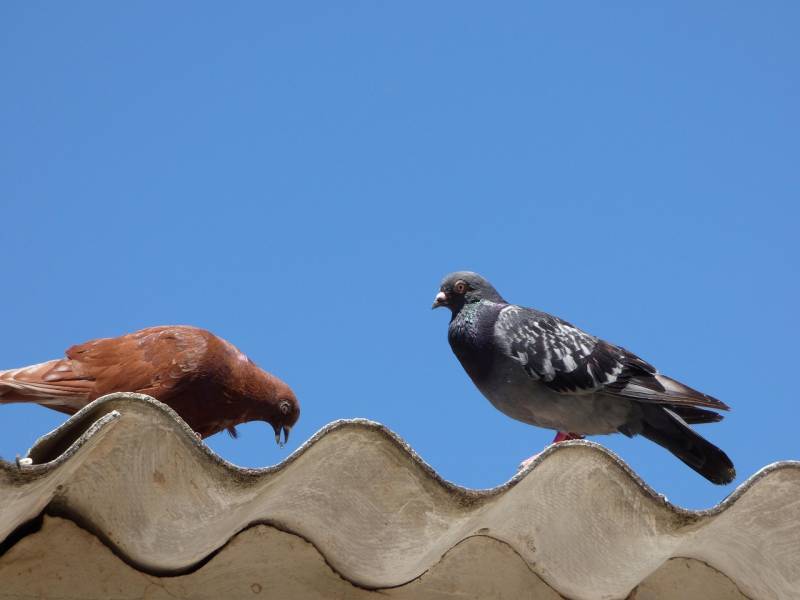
[230,361,275,402]
[450,298,503,323]
[447,301,503,383]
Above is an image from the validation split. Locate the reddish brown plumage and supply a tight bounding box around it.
[0,326,299,441]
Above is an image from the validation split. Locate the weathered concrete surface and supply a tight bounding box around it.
[1,517,752,600]
[0,393,797,599]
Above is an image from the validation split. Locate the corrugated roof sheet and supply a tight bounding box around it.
[1,393,798,600]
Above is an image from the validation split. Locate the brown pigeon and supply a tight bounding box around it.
[0,326,299,444]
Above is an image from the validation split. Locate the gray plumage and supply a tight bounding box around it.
[433,271,735,485]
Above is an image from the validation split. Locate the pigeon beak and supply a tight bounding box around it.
[273,424,291,447]
[282,425,291,446]
[432,291,448,309]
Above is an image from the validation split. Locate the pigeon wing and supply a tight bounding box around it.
[495,305,626,394]
[494,306,728,411]
[0,359,94,413]
[0,326,210,414]
[65,325,210,399]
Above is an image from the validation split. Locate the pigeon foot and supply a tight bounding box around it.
[518,431,585,471]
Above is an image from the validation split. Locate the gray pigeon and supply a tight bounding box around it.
[433,271,735,485]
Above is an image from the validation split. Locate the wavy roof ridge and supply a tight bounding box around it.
[1,393,798,600]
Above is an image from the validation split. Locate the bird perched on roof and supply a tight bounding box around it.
[433,271,735,485]
[0,326,299,445]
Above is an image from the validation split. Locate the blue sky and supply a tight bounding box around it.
[1,3,797,509]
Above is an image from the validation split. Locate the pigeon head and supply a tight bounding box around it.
[432,271,505,313]
[239,366,300,447]
[267,378,300,447]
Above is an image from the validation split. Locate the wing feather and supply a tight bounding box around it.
[0,326,211,414]
[0,359,93,412]
[495,305,729,412]
[496,306,625,393]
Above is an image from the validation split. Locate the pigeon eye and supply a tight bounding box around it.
[279,400,291,415]
[454,281,467,294]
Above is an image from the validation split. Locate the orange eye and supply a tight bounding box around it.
[454,281,467,294]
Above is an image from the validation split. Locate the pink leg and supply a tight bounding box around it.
[551,431,584,444]
[518,431,585,471]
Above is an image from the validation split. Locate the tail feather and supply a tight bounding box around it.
[639,405,735,485]
[654,374,730,410]
[667,404,724,424]
[615,373,730,412]
[0,360,92,410]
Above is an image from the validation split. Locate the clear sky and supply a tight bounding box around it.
[1,3,797,509]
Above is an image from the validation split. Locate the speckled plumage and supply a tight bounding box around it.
[434,271,735,485]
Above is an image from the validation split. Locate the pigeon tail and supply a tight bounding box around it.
[0,360,91,410]
[666,404,724,425]
[639,404,735,485]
